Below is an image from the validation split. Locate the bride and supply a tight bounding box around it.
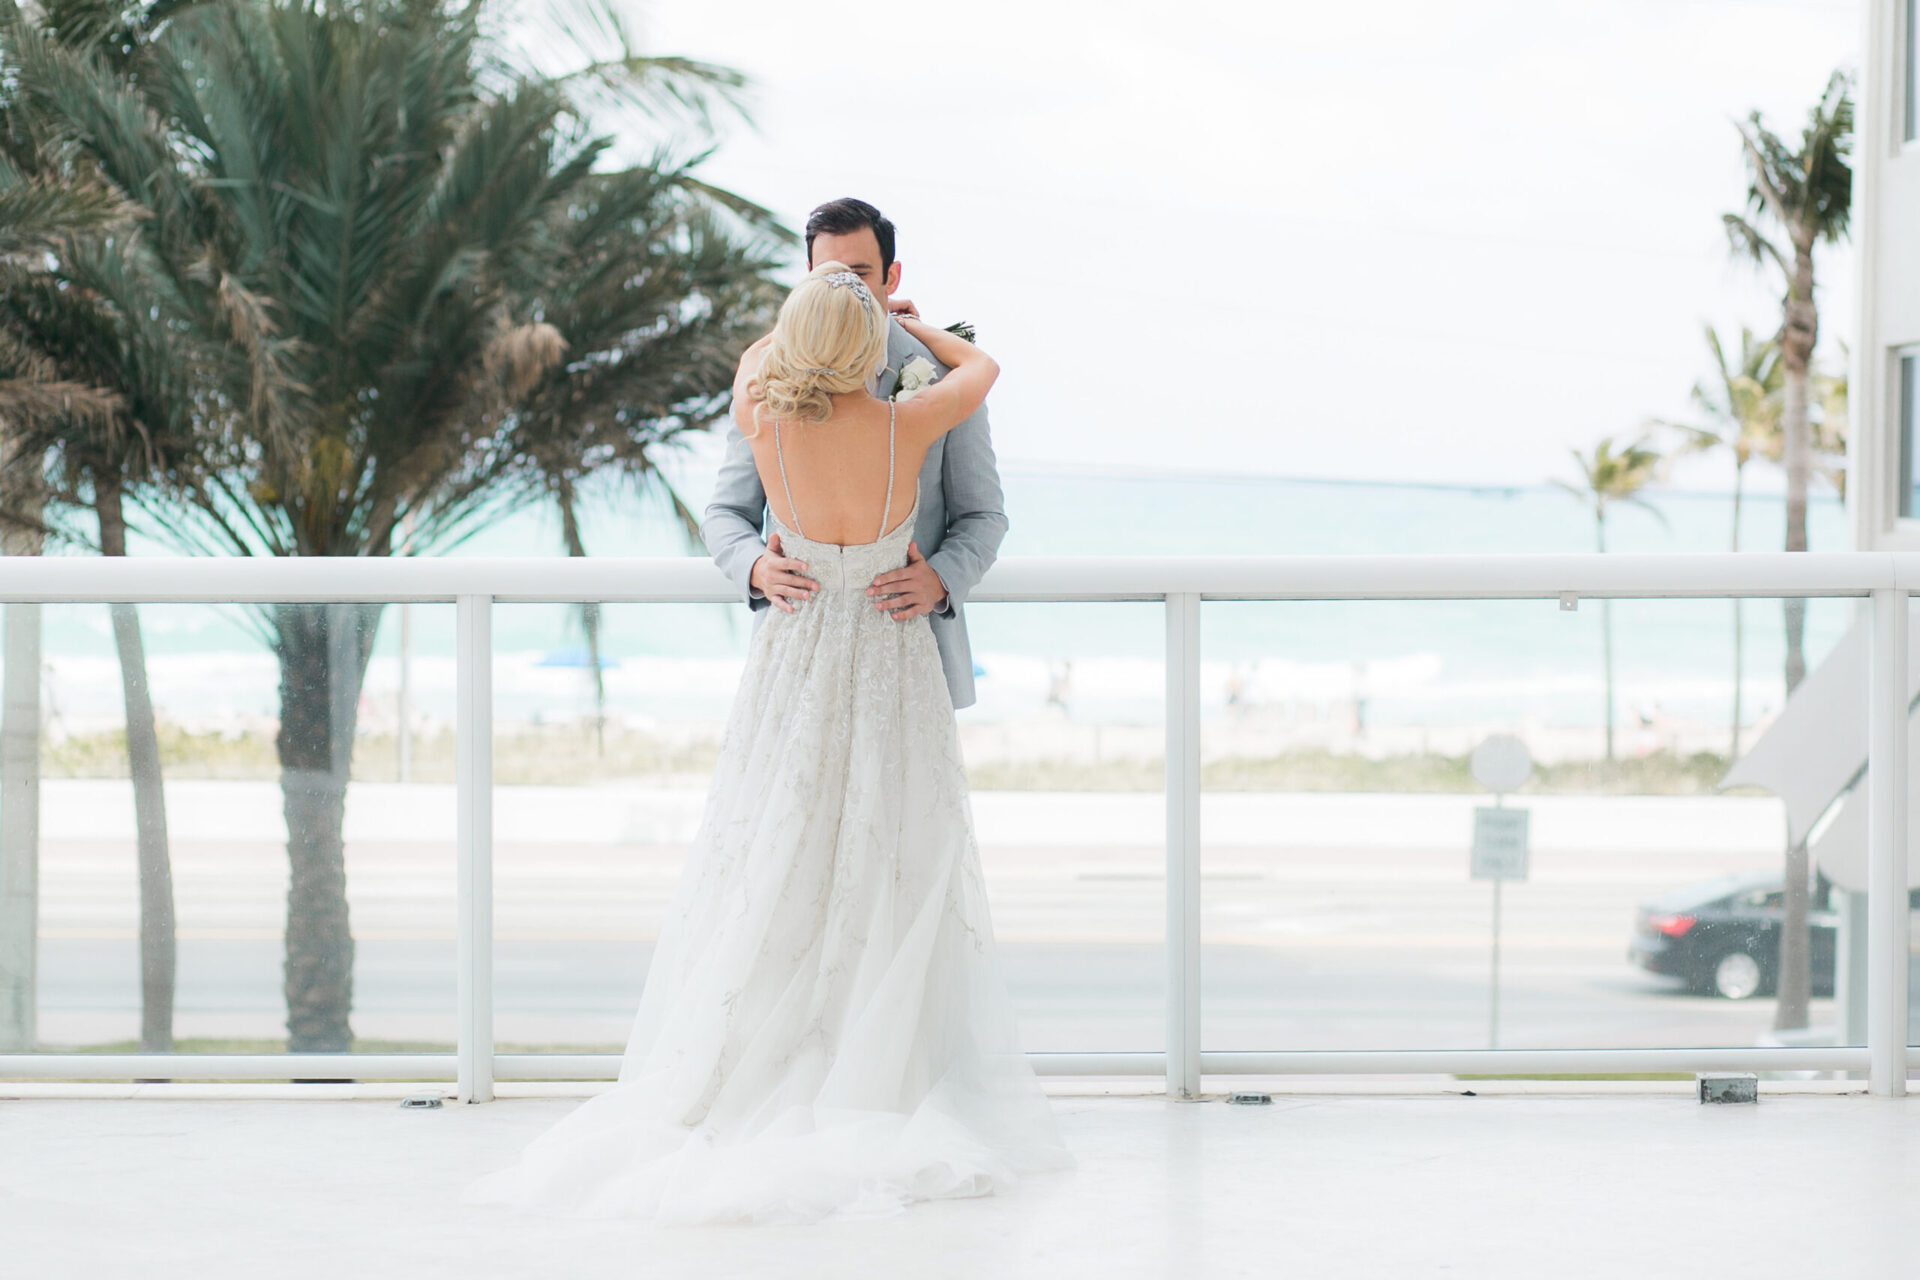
[461,261,1074,1224]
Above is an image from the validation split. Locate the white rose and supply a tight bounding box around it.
[894,386,924,402]
[897,355,938,393]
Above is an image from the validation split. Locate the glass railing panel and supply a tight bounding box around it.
[487,601,735,1059]
[1198,593,1860,1066]
[0,600,456,1069]
[959,601,1166,1054]
[487,597,1166,1061]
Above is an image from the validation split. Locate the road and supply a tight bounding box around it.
[21,815,1859,1054]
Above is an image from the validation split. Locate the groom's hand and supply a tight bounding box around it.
[750,532,816,613]
[868,542,947,620]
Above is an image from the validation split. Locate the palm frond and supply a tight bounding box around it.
[1721,213,1787,277]
[670,170,796,242]
[0,175,136,253]
[485,0,752,135]
[0,374,122,423]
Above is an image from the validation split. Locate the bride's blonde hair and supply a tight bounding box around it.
[748,260,888,429]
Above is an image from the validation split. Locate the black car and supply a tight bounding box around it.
[1629,871,1839,999]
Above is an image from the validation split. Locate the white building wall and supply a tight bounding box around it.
[1851,0,1920,549]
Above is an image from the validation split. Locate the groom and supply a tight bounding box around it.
[701,197,1008,710]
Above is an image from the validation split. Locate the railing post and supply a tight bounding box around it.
[1165,592,1202,1099]
[1867,586,1909,1097]
[456,594,495,1103]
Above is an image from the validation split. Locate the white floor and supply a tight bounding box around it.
[3,1083,1915,1279]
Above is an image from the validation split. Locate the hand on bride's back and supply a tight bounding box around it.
[751,531,817,613]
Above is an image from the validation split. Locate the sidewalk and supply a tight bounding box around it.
[28,778,1787,853]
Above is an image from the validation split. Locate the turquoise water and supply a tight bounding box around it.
[460,467,1856,728]
[46,468,1851,732]
[454,464,1849,562]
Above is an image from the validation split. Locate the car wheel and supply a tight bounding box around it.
[1711,950,1763,1000]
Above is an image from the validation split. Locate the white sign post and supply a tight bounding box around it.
[1470,735,1533,1050]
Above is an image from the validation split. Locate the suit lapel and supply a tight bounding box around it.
[874,320,909,400]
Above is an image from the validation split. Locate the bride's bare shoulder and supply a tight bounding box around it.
[731,336,776,433]
[735,334,774,381]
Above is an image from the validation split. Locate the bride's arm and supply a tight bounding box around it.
[892,315,998,438]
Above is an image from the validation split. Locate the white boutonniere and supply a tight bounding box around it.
[890,322,977,402]
[893,355,939,402]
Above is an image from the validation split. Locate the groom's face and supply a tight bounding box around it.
[808,228,900,302]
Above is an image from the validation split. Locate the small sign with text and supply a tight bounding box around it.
[1471,807,1530,881]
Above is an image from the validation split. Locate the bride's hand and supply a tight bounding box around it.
[895,314,991,379]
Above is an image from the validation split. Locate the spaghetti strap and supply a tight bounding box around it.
[878,399,895,540]
[772,419,803,538]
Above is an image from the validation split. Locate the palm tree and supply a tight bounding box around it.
[1723,71,1852,1036]
[511,162,787,742]
[1555,436,1668,762]
[1659,326,1784,762]
[0,0,269,1057]
[6,0,786,1055]
[0,254,203,1055]
[0,0,174,1054]
[0,0,130,443]
[1723,69,1853,694]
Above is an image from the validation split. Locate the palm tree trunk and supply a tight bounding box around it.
[1774,836,1813,1032]
[95,475,176,1055]
[1779,252,1816,694]
[1772,249,1818,1032]
[273,601,381,1060]
[556,478,605,755]
[0,505,41,1051]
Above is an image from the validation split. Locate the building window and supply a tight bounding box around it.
[1901,353,1919,518]
[1909,0,1919,143]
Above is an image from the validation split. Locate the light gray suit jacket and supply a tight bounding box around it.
[700,318,1008,709]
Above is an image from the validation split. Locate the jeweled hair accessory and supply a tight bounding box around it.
[822,270,872,304]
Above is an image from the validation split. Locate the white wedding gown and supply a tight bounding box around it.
[462,405,1074,1224]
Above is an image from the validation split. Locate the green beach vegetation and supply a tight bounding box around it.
[34,721,1742,797]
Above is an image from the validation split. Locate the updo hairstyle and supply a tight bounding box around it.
[747,260,889,428]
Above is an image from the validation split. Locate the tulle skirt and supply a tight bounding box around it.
[461,550,1074,1224]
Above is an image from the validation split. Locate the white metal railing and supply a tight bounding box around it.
[0,551,1913,1100]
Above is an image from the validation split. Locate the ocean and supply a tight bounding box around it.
[28,464,1856,742]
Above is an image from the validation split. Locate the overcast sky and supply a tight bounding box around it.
[600,0,1863,492]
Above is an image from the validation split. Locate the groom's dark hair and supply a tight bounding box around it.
[805,198,896,273]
